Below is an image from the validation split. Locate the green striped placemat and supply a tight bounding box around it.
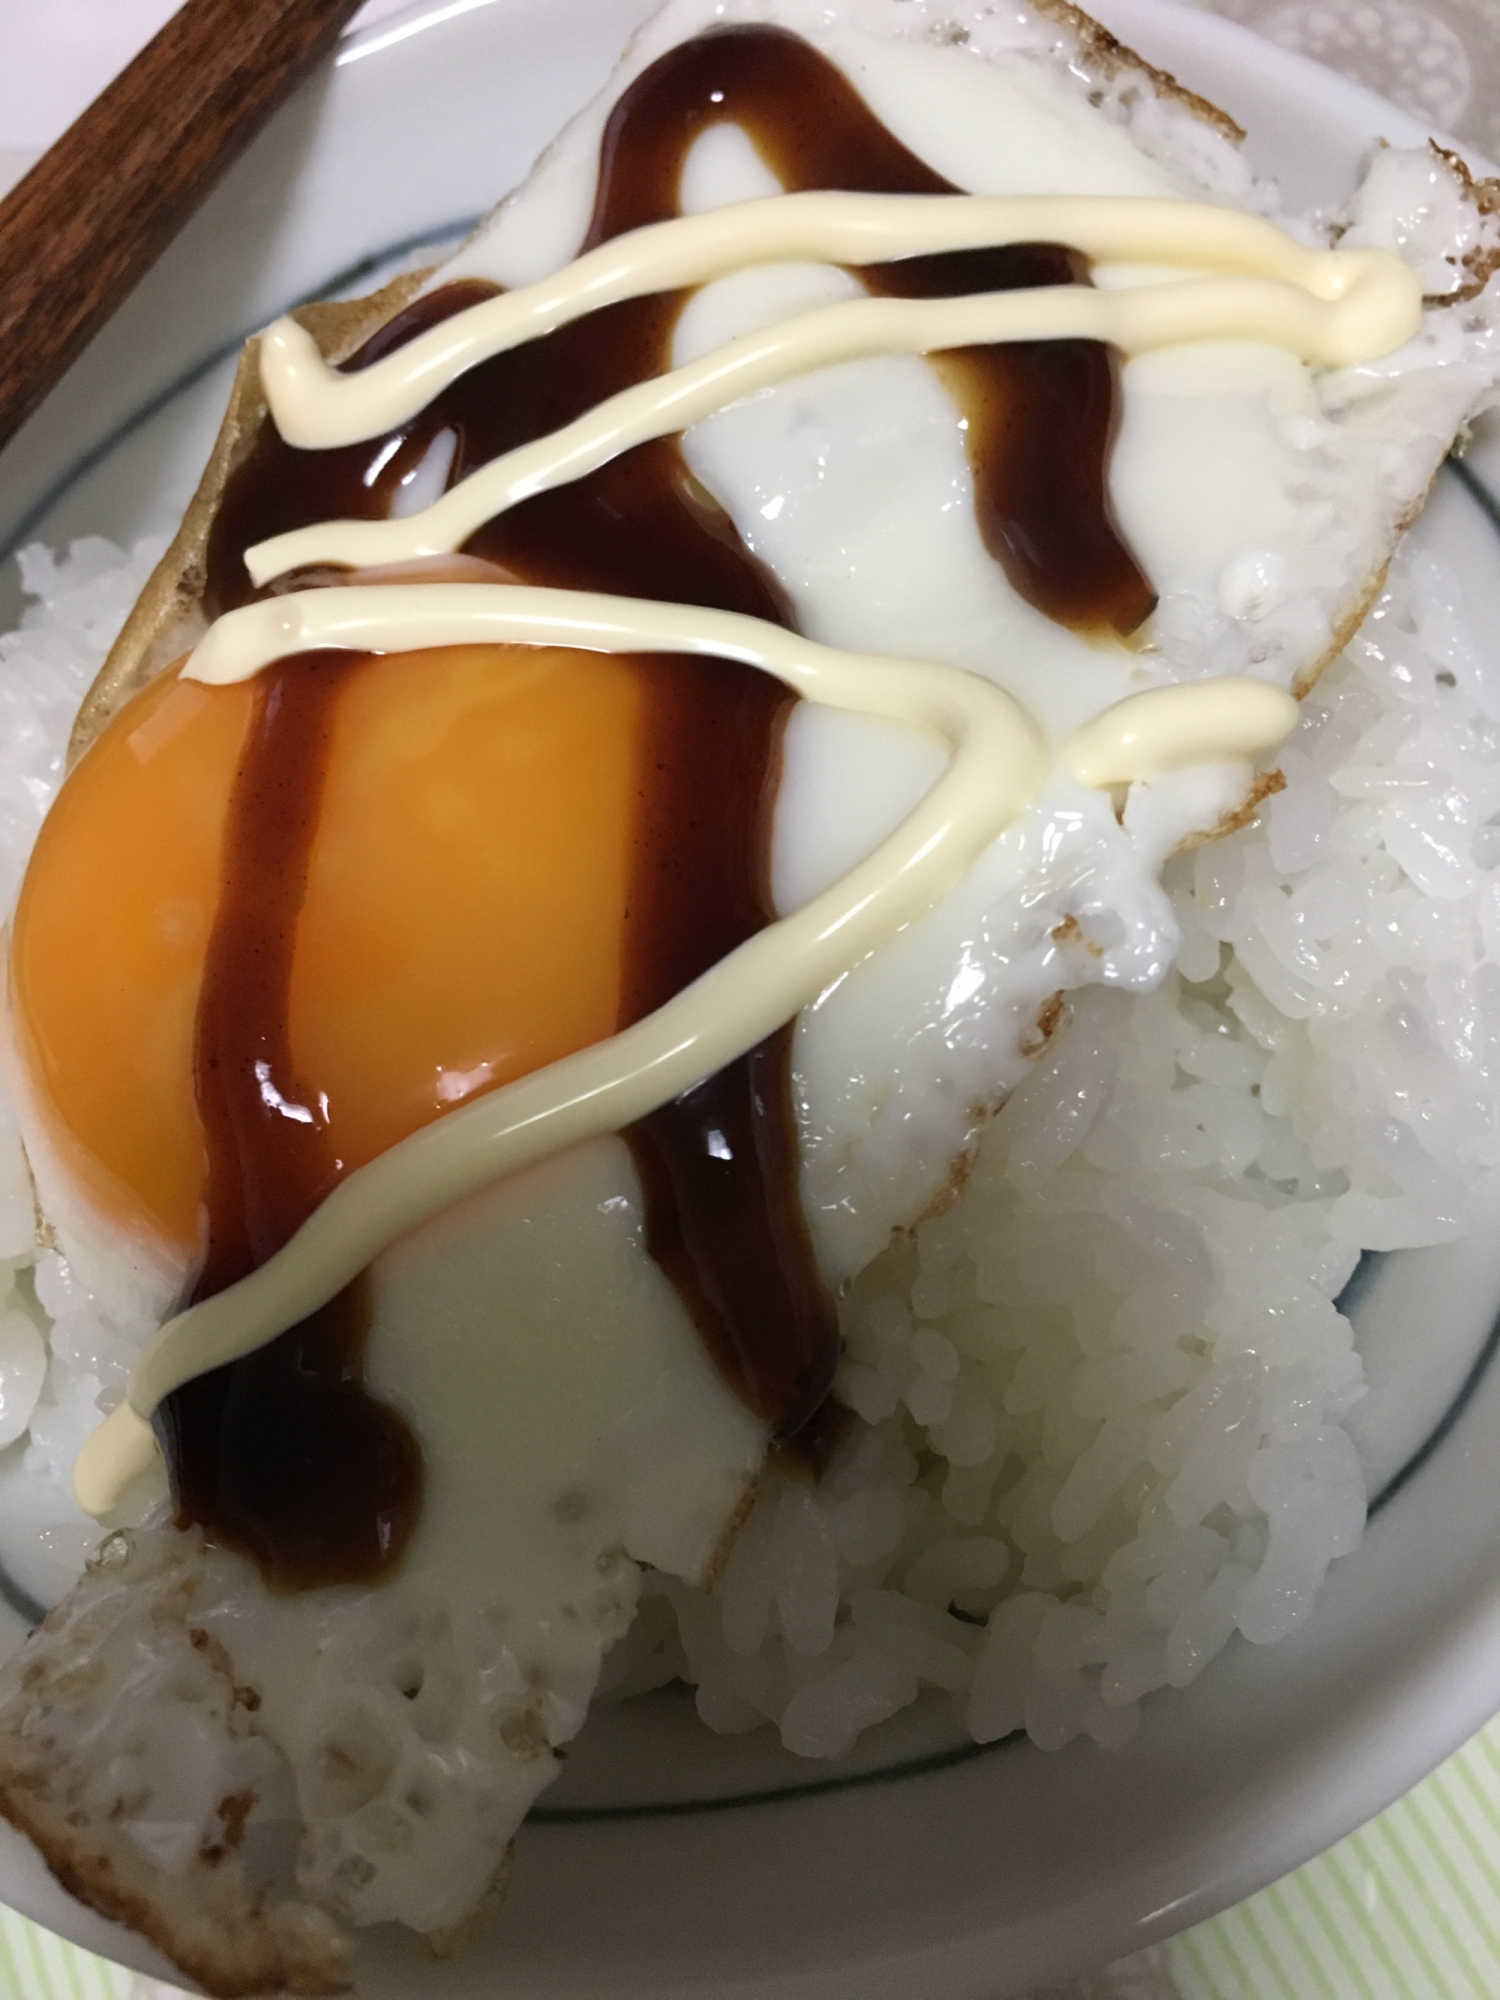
[0,1903,132,2000]
[1159,1716,1500,2000]
[8,1707,1500,1997]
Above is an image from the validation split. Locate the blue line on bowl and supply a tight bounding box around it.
[529,1731,1010,1823]
[0,1571,45,1629]
[1333,1247,1383,1320]
[1370,1298,1500,1517]
[1,288,1497,1817]
[0,220,481,570]
[1450,453,1500,535]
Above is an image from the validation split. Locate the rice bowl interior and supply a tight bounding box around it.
[5,3,1500,2000]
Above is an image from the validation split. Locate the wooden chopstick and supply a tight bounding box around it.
[0,0,367,458]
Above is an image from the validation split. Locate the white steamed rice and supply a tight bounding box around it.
[0,513,1498,1761]
[602,506,1500,1756]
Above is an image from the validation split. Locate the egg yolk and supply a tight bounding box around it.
[10,643,645,1258]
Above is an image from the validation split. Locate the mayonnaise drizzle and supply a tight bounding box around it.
[1066,681,1296,789]
[247,197,1421,584]
[260,193,1417,451]
[77,183,1402,1514]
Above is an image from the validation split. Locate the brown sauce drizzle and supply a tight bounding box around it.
[155,654,423,1590]
[166,24,1150,1587]
[577,28,1152,634]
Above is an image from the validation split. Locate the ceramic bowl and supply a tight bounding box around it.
[3,3,1500,1992]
